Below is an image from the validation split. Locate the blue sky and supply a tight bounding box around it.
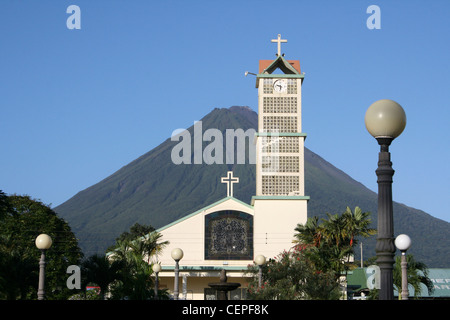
[0,0,449,223]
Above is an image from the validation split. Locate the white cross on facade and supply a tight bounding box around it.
[221,171,239,197]
[271,34,287,56]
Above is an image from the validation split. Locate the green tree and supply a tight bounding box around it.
[0,194,83,299]
[80,254,124,299]
[106,223,155,253]
[106,224,169,300]
[294,206,376,280]
[0,234,36,299]
[393,254,434,299]
[0,191,9,220]
[342,206,376,246]
[246,245,340,300]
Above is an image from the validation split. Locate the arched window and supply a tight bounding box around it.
[205,210,253,260]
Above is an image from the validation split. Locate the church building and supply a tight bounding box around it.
[153,35,309,300]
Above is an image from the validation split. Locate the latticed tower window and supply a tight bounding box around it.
[287,79,297,94]
[263,79,273,94]
[263,116,298,132]
[262,155,300,173]
[263,96,297,113]
[261,175,300,195]
[261,136,300,153]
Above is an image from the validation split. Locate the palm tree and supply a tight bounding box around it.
[294,216,321,246]
[81,254,124,299]
[294,207,375,280]
[106,230,169,299]
[133,231,169,264]
[321,213,345,247]
[393,254,434,299]
[342,206,376,247]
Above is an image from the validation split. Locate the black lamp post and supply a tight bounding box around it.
[365,99,406,300]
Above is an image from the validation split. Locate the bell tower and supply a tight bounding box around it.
[252,34,309,257]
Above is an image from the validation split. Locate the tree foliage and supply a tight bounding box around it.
[0,192,83,300]
[106,223,155,253]
[294,206,376,280]
[79,223,169,300]
[80,253,124,300]
[246,245,340,300]
[247,206,376,300]
[393,254,434,299]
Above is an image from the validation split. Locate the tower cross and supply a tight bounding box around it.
[271,34,287,56]
[221,171,239,197]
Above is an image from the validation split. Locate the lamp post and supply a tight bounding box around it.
[152,263,162,300]
[171,248,183,300]
[35,234,52,300]
[365,99,406,300]
[254,255,266,288]
[395,234,412,300]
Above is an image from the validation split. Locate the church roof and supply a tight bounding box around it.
[255,56,304,88]
[259,56,301,74]
[156,196,254,233]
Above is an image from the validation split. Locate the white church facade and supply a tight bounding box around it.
[153,35,309,300]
